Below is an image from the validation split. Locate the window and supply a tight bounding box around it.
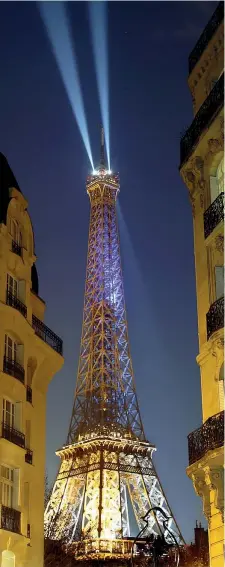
[4,335,17,362]
[9,218,22,246]
[210,157,224,203]
[0,465,14,508]
[7,275,18,298]
[2,400,15,429]
[215,266,224,300]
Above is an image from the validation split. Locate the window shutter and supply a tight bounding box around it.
[26,420,31,449]
[210,175,218,203]
[215,266,224,300]
[12,469,20,509]
[15,402,22,431]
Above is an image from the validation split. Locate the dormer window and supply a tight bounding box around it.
[9,218,22,246]
[7,275,18,298]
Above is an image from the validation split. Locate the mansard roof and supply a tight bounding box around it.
[0,151,39,295]
[0,152,21,224]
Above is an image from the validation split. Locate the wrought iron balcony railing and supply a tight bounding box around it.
[2,422,25,449]
[26,385,32,404]
[32,314,63,355]
[206,296,224,340]
[188,2,224,74]
[6,290,27,318]
[12,239,22,257]
[25,448,33,465]
[180,73,224,166]
[188,411,224,465]
[1,505,21,534]
[204,192,224,239]
[3,356,25,384]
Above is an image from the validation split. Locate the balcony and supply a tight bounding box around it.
[2,422,25,449]
[3,356,25,384]
[206,296,224,340]
[188,411,224,465]
[26,385,32,404]
[180,73,224,166]
[204,192,224,239]
[25,449,33,465]
[6,291,27,318]
[32,314,63,355]
[1,505,21,534]
[188,2,224,74]
[12,239,22,257]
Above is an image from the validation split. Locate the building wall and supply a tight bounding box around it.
[180,6,224,567]
[0,186,63,566]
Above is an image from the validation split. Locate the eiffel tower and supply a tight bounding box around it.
[45,129,184,561]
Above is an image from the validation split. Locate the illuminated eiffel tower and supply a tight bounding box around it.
[45,129,184,561]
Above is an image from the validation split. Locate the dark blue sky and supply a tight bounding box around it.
[0,1,216,543]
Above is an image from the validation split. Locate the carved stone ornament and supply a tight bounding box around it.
[204,465,224,518]
[215,234,224,254]
[212,337,224,379]
[192,474,211,523]
[189,193,196,218]
[183,157,205,212]
[207,138,223,154]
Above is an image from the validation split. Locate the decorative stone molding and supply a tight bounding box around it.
[183,156,206,214]
[205,118,224,165]
[192,474,211,524]
[215,234,224,254]
[204,465,224,519]
[212,336,224,381]
[189,29,224,91]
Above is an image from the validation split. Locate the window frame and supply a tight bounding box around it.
[0,464,14,508]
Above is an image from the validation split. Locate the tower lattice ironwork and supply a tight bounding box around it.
[45,129,184,560]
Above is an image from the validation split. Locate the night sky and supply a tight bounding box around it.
[0,1,217,543]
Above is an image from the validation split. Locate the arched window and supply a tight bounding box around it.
[219,362,224,412]
[210,157,224,203]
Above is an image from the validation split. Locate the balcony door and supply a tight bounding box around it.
[210,157,224,204]
[2,399,15,429]
[4,335,17,363]
[0,465,14,508]
[7,274,18,298]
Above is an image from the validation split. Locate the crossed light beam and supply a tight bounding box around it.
[38,1,94,170]
[88,1,110,170]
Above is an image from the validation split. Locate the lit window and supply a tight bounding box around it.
[210,157,224,203]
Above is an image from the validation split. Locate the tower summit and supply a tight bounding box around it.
[45,130,184,559]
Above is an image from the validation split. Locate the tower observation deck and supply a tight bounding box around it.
[45,129,184,560]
